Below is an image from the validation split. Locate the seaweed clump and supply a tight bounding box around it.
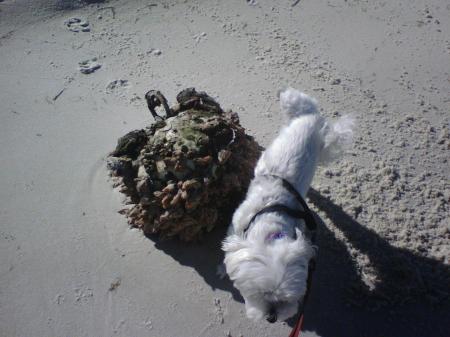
[108,88,261,242]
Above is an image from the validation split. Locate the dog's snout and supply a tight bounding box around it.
[265,307,277,323]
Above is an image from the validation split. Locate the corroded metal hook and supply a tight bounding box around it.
[145,90,173,120]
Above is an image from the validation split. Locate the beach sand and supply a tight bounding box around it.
[1,1,449,336]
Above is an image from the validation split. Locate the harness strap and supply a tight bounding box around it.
[276,176,317,233]
[243,175,317,238]
[247,204,309,230]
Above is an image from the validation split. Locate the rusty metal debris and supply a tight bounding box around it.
[108,88,261,242]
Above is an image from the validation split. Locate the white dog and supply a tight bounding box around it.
[222,88,353,323]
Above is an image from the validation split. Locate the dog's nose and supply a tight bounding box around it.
[265,307,277,323]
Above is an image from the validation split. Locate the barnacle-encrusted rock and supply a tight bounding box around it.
[108,88,261,241]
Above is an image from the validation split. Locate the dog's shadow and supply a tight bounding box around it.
[301,188,450,337]
[145,188,450,337]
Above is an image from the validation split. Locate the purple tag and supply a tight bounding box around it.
[267,231,287,241]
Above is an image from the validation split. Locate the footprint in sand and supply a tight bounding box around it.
[193,32,207,44]
[79,58,101,74]
[65,17,90,32]
[106,79,131,99]
[106,79,130,93]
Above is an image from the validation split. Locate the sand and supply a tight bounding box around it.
[0,0,449,337]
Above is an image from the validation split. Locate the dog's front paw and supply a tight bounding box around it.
[216,263,227,279]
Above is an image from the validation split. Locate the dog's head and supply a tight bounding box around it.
[223,226,315,323]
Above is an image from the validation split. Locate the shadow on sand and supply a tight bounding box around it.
[302,188,450,337]
[146,188,450,337]
[145,223,244,303]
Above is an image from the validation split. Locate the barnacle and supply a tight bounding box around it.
[108,88,261,241]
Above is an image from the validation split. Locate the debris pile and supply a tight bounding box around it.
[108,88,261,241]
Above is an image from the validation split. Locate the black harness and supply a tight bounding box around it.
[243,175,317,241]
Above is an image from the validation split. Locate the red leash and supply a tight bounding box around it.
[289,313,304,337]
[288,259,315,337]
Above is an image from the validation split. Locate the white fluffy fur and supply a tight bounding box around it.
[222,88,353,322]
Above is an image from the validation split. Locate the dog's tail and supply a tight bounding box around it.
[318,114,354,164]
[279,87,354,163]
[279,87,318,120]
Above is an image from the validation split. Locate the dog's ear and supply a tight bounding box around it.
[222,234,247,253]
[222,235,254,281]
[291,228,316,260]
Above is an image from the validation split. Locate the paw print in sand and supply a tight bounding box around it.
[78,58,101,74]
[65,17,90,32]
